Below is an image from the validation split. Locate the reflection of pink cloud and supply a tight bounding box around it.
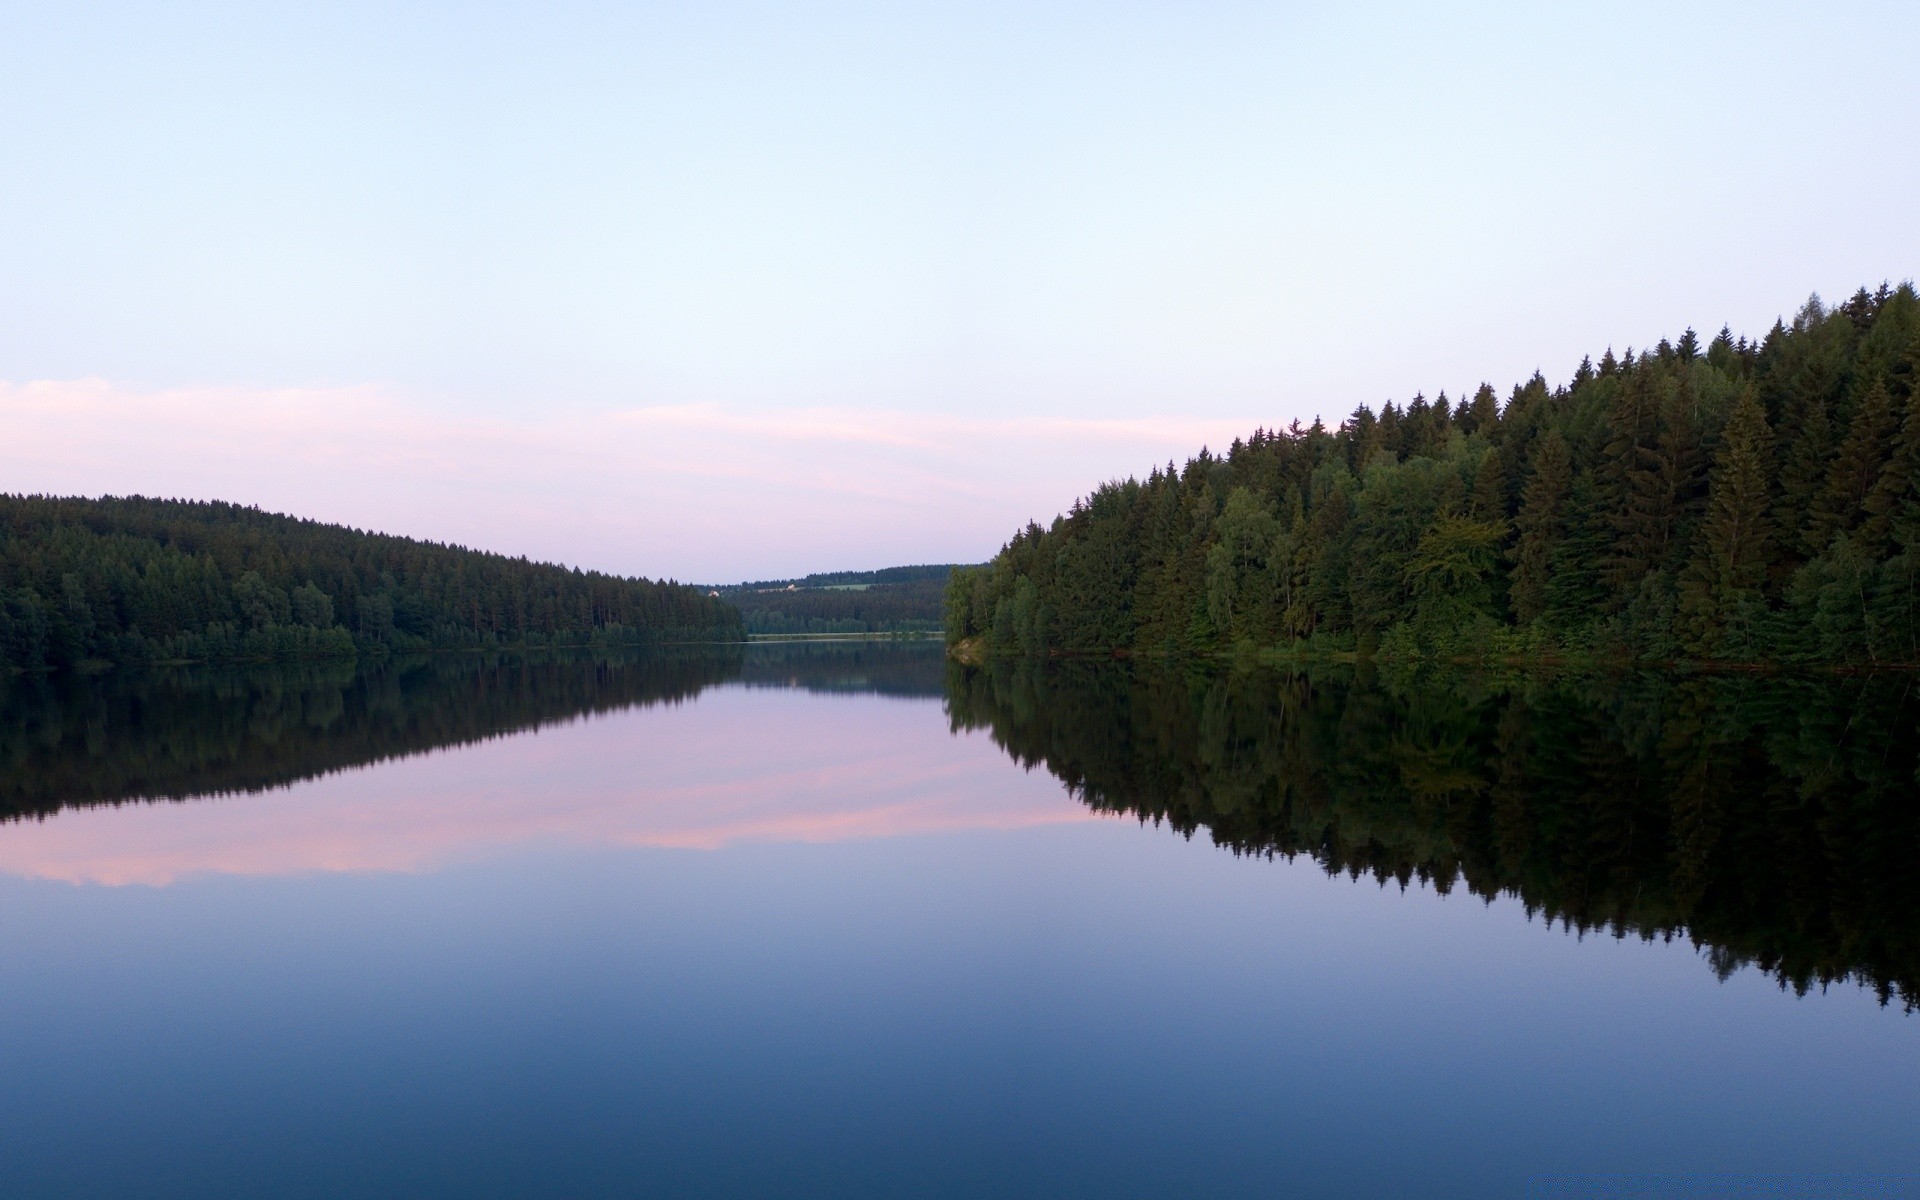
[0,688,1095,887]
[0,378,1257,582]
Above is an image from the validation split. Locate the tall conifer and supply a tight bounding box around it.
[1679,388,1774,653]
[1599,366,1667,601]
[1860,393,1920,555]
[1775,396,1833,565]
[1810,378,1896,549]
[1459,384,1499,437]
[1510,431,1572,623]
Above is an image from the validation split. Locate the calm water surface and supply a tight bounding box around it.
[1,643,1916,1198]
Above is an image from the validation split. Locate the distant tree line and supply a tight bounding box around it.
[0,496,742,672]
[726,565,955,590]
[718,567,956,635]
[947,285,1920,664]
[948,658,1920,1008]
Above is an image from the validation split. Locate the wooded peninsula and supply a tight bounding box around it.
[0,496,742,671]
[946,285,1920,665]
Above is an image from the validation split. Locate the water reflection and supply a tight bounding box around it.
[946,659,1920,1008]
[0,640,945,822]
[12,643,1920,1009]
[0,642,1059,885]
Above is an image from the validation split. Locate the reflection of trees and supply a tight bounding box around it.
[737,639,948,698]
[0,641,951,823]
[946,660,1920,1009]
[0,650,742,822]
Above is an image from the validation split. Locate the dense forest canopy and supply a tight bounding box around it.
[0,495,742,672]
[947,284,1920,664]
[715,565,960,635]
[947,658,1920,1008]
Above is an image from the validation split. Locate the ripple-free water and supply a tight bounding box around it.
[2,644,1915,1198]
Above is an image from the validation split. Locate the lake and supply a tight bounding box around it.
[2,642,1916,1198]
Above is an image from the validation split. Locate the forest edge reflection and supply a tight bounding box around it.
[5,644,1917,1009]
[0,641,946,822]
[0,642,1092,885]
[946,658,1920,1011]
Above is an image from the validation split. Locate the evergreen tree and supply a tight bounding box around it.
[1678,389,1774,655]
[1811,378,1896,550]
[1510,431,1572,624]
[1775,396,1833,566]
[1598,366,1667,602]
[1458,384,1499,437]
[1861,391,1920,555]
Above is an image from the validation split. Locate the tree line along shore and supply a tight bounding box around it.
[946,284,1920,667]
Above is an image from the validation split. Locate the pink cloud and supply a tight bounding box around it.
[0,688,1100,888]
[0,378,1257,581]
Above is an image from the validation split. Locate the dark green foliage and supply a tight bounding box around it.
[0,495,742,672]
[948,282,1920,664]
[948,658,1920,1008]
[1510,431,1571,623]
[1678,388,1773,656]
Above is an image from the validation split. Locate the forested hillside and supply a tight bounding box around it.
[0,496,742,671]
[947,285,1920,664]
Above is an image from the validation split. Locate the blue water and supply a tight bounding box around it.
[1,655,1915,1197]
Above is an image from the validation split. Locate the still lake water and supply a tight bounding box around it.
[2,642,1916,1198]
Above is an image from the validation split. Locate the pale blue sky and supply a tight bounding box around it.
[3,2,1918,578]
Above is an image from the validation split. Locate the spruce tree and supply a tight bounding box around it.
[1599,365,1667,602]
[1775,394,1833,565]
[1707,327,1737,373]
[1678,388,1774,654]
[1403,393,1436,457]
[1810,378,1896,550]
[1376,402,1404,461]
[1887,328,1920,407]
[1467,445,1507,521]
[1860,392,1920,556]
[1510,431,1572,623]
[1345,406,1383,472]
[1459,384,1499,437]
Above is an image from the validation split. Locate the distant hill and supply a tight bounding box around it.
[1,495,742,672]
[713,564,973,635]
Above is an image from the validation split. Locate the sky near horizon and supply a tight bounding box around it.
[4,1,1918,582]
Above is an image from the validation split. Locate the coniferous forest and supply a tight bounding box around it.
[0,495,742,672]
[946,286,1920,664]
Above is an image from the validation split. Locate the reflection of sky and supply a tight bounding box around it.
[0,687,1091,887]
[1,682,1917,1197]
